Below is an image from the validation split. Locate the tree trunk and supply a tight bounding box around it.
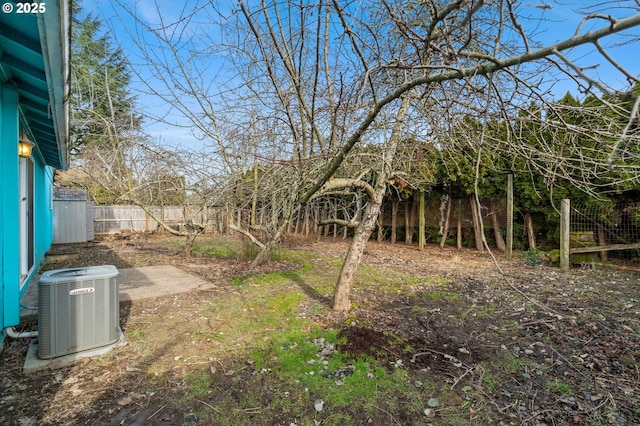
[418,190,425,251]
[391,200,398,244]
[334,202,339,238]
[294,211,301,235]
[491,201,506,252]
[333,192,383,311]
[332,92,413,312]
[251,238,275,267]
[251,171,258,227]
[457,217,462,249]
[224,205,230,235]
[506,173,513,258]
[377,199,384,242]
[323,206,331,237]
[184,233,198,258]
[440,193,451,249]
[470,197,484,252]
[304,205,310,237]
[524,212,536,249]
[251,216,290,267]
[312,205,319,235]
[409,192,418,244]
[405,197,415,245]
[404,200,409,244]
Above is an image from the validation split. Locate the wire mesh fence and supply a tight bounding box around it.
[570,203,640,265]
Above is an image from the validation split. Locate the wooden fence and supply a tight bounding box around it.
[93,205,226,236]
[56,194,507,252]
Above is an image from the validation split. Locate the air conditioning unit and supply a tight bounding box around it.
[38,265,120,359]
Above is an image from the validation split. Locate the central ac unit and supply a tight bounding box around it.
[38,265,120,359]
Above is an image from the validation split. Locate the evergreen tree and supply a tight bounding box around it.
[70,1,141,156]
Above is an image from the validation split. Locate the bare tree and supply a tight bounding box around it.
[108,1,639,310]
[65,137,222,256]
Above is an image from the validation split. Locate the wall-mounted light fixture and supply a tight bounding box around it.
[18,134,34,158]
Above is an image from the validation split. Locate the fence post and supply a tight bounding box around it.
[560,199,570,271]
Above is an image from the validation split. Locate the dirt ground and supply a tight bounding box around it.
[1,234,639,425]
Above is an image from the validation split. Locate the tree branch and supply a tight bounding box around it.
[300,12,640,204]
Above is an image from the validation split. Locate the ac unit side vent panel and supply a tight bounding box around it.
[38,266,119,359]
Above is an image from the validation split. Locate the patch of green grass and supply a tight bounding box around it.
[354,264,450,297]
[248,329,429,417]
[475,301,499,318]
[270,248,317,272]
[122,322,147,341]
[481,372,498,394]
[404,276,451,287]
[355,264,406,292]
[229,248,337,299]
[130,236,508,424]
[411,305,430,316]
[424,289,460,303]
[182,369,212,399]
[506,357,522,373]
[190,236,257,259]
[547,379,574,396]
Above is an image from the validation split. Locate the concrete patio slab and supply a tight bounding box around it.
[117,265,214,303]
[20,264,214,318]
[18,265,214,373]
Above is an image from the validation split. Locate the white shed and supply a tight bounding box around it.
[53,189,94,244]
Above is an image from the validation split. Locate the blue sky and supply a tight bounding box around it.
[521,2,639,91]
[83,0,640,149]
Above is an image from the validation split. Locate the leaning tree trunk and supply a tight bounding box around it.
[250,218,289,267]
[332,92,413,312]
[251,238,276,267]
[333,192,384,311]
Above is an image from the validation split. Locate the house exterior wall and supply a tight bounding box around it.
[33,157,55,282]
[0,0,69,347]
[0,84,55,339]
[1,84,21,332]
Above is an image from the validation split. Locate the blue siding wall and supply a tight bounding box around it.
[34,163,55,279]
[1,86,57,345]
[29,158,55,292]
[1,84,20,332]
